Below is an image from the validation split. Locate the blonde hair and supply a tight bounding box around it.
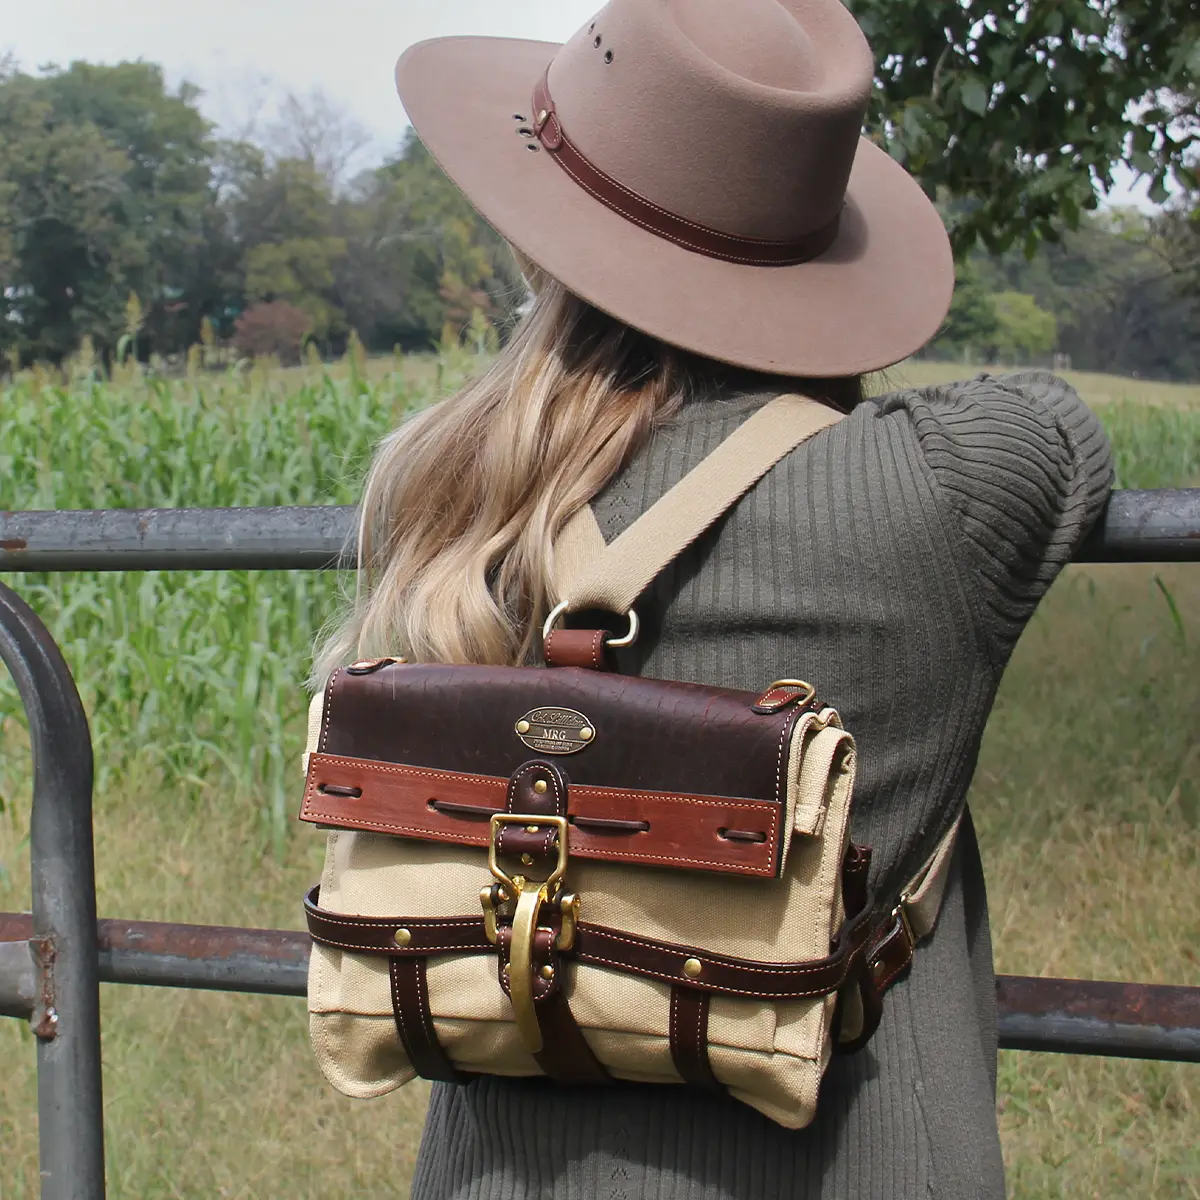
[316,275,861,679]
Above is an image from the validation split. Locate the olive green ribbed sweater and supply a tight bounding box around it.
[411,371,1113,1200]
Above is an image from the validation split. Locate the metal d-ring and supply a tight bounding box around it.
[542,601,640,648]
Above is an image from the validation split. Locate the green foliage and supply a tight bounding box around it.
[990,292,1058,362]
[0,65,525,367]
[847,0,1200,255]
[930,208,1200,379]
[0,61,215,363]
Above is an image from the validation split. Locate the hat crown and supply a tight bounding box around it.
[547,0,874,242]
[670,0,821,89]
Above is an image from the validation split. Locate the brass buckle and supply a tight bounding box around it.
[891,894,915,949]
[487,814,569,895]
[483,814,573,1054]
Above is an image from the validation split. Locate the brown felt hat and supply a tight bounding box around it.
[396,0,954,377]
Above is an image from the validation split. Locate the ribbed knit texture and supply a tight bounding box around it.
[412,371,1113,1200]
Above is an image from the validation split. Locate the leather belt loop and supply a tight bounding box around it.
[532,70,841,267]
[388,957,463,1083]
[670,986,722,1091]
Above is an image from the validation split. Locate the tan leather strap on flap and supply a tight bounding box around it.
[554,393,844,616]
[302,752,785,878]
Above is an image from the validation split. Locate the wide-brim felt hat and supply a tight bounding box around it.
[396,0,954,377]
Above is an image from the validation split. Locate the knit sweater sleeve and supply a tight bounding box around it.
[883,369,1113,666]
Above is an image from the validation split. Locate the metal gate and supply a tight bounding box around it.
[2,494,1199,1199]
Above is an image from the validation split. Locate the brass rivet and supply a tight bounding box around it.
[533,780,548,794]
[540,965,555,980]
[871,960,886,980]
[521,853,535,866]
[516,719,531,734]
[579,727,594,741]
[538,109,549,124]
[526,824,540,833]
[683,958,703,979]
[503,963,511,976]
[393,928,412,947]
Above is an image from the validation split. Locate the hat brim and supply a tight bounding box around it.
[397,37,954,377]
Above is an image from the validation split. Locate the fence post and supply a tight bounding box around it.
[0,582,105,1199]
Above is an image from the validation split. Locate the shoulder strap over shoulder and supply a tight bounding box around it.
[554,392,845,614]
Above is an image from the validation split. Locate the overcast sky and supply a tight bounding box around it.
[3,0,1154,207]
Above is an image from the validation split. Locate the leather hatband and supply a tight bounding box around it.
[532,72,841,268]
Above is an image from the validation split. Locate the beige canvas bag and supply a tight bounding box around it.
[301,394,960,1128]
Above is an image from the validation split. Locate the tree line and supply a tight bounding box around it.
[0,59,524,367]
[1,0,1197,377]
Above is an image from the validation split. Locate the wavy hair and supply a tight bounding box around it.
[315,274,861,679]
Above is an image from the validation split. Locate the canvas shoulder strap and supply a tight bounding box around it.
[554,392,844,613]
[552,391,962,976]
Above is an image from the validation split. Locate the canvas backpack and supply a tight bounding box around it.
[300,393,961,1127]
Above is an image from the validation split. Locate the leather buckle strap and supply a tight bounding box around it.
[484,760,609,1083]
[532,71,841,266]
[304,886,875,1003]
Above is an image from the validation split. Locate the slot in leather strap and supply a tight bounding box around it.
[670,987,721,1090]
[388,958,462,1083]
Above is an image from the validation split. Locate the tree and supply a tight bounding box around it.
[988,292,1057,362]
[334,133,526,352]
[232,300,311,363]
[0,60,217,363]
[847,0,1200,256]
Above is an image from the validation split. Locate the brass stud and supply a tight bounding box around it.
[503,963,511,976]
[540,965,555,980]
[533,780,548,795]
[683,958,703,979]
[526,824,540,834]
[579,727,594,742]
[538,109,549,125]
[521,853,535,866]
[516,719,531,734]
[393,928,412,947]
[871,959,887,980]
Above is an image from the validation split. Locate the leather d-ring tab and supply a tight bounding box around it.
[544,628,610,670]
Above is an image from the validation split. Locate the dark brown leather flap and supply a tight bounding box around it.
[318,662,810,804]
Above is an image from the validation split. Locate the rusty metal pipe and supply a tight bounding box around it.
[3,911,1198,1063]
[0,583,105,1199]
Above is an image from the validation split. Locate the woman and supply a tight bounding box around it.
[318,0,1113,1195]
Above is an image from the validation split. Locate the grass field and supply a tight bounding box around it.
[0,356,1197,1198]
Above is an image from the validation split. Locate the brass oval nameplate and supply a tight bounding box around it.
[514,707,595,755]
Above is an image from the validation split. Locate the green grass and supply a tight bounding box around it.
[0,360,1197,1197]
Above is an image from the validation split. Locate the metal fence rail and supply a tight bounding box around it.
[3,489,1200,573]
[1,491,1198,1198]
